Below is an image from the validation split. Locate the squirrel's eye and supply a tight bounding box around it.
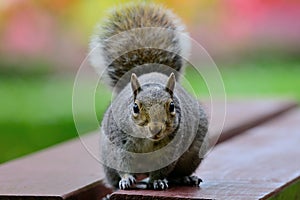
[133,103,140,114]
[169,101,175,114]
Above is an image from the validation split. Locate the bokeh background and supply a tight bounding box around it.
[0,0,299,163]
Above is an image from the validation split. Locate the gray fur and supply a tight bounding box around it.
[89,3,191,93]
[100,73,208,189]
[91,3,208,190]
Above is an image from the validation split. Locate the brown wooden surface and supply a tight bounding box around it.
[112,108,300,200]
[0,99,297,199]
[204,99,297,144]
[0,133,111,200]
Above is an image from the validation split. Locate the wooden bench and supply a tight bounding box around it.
[0,99,298,200]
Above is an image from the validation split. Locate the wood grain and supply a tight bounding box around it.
[0,133,111,200]
[204,99,297,144]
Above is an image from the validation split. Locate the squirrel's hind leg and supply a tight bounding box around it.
[168,175,202,187]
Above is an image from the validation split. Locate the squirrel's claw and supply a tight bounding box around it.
[101,194,111,200]
[119,175,136,190]
[150,179,168,190]
[183,175,202,186]
[180,175,202,186]
[168,175,202,187]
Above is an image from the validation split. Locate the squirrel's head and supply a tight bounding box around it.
[130,73,179,141]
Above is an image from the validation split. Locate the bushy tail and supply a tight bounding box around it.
[89,2,190,93]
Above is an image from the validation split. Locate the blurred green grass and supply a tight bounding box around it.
[0,59,299,163]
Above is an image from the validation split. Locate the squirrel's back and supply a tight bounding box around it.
[89,3,190,92]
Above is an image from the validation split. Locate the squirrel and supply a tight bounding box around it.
[89,2,208,191]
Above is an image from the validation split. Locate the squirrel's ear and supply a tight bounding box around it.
[165,72,176,96]
[131,73,141,98]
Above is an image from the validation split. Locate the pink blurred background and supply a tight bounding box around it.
[0,0,300,70]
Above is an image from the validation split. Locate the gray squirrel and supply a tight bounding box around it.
[89,2,208,191]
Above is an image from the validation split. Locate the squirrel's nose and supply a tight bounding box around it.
[149,123,163,135]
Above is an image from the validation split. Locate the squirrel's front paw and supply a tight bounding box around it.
[168,175,202,187]
[149,179,168,190]
[182,175,202,186]
[119,175,136,190]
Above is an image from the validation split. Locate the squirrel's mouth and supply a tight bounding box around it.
[148,132,165,141]
[147,125,165,141]
[149,135,160,141]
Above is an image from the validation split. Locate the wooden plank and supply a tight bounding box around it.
[204,99,297,144]
[0,133,112,200]
[111,108,300,200]
[0,99,296,199]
